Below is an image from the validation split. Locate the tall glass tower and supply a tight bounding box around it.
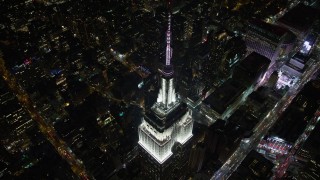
[138,12,194,166]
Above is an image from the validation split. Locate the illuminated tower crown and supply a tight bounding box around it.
[138,11,194,165]
[157,13,176,109]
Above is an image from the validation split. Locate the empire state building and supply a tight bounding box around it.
[138,10,194,178]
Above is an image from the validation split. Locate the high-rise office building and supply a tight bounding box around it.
[138,8,194,180]
[188,142,206,172]
[276,4,320,40]
[245,19,296,62]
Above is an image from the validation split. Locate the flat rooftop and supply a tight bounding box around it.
[203,79,246,115]
[277,4,320,33]
[230,150,274,180]
[248,19,289,41]
[238,52,271,76]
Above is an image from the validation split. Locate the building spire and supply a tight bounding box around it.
[157,11,176,108]
[138,1,194,167]
[165,13,172,66]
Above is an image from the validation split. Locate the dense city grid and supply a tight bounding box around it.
[0,0,320,180]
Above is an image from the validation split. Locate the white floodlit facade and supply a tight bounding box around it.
[138,13,194,164]
[138,120,174,164]
[138,103,193,164]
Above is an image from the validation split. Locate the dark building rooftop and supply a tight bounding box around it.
[228,109,259,131]
[248,89,268,105]
[238,52,271,76]
[277,4,320,35]
[111,72,142,100]
[300,79,320,101]
[144,102,188,133]
[292,53,310,64]
[203,79,246,115]
[303,121,320,155]
[248,19,291,42]
[233,52,271,86]
[230,150,274,180]
[270,80,320,143]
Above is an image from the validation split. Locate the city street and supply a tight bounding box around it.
[0,53,92,180]
[211,53,320,180]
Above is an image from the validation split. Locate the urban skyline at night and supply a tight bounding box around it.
[0,0,320,180]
